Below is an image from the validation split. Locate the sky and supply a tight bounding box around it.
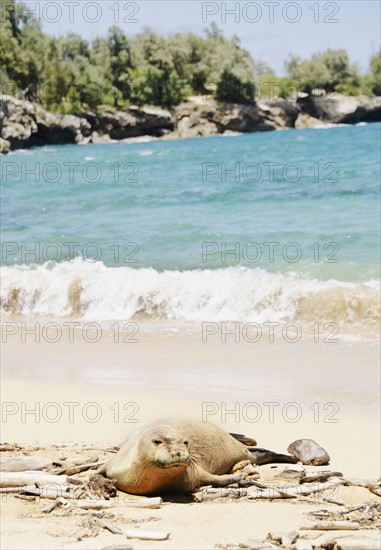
[20,0,381,75]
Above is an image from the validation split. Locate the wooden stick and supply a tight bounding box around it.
[247,488,295,499]
[41,499,60,513]
[125,530,170,541]
[0,472,68,487]
[75,497,162,510]
[99,519,124,535]
[301,471,343,483]
[194,488,247,502]
[53,461,103,476]
[300,521,360,531]
[323,496,347,506]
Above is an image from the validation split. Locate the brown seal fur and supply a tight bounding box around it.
[98,417,295,495]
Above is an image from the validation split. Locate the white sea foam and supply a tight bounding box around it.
[1,259,379,327]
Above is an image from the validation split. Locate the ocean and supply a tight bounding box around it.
[1,123,380,334]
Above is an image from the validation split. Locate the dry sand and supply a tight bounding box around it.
[1,326,380,548]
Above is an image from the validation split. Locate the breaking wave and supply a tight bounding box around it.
[1,259,379,328]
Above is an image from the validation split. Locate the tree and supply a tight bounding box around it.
[369,50,381,95]
[285,49,360,94]
[215,68,255,103]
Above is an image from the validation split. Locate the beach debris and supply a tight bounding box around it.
[300,520,360,530]
[278,464,306,480]
[99,519,124,535]
[194,487,248,502]
[125,529,170,541]
[0,444,21,452]
[239,539,278,549]
[75,497,162,510]
[247,478,346,500]
[345,478,381,496]
[0,472,68,488]
[101,546,133,550]
[335,534,381,549]
[294,540,313,550]
[53,460,102,476]
[41,498,61,514]
[281,530,299,546]
[287,439,330,465]
[323,495,347,506]
[0,456,51,472]
[300,470,343,483]
[88,474,117,499]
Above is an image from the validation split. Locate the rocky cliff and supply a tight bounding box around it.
[1,93,380,153]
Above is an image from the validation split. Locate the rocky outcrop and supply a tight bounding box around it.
[0,96,38,149]
[0,96,172,152]
[0,137,11,154]
[0,95,91,150]
[173,99,299,139]
[294,112,333,129]
[297,93,381,123]
[80,106,173,140]
[1,93,380,152]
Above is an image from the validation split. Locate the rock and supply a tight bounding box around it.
[0,95,91,149]
[80,106,173,140]
[33,105,91,145]
[89,131,114,144]
[287,439,330,465]
[176,115,219,138]
[294,113,333,129]
[174,99,297,137]
[0,95,38,148]
[0,137,10,154]
[297,93,381,123]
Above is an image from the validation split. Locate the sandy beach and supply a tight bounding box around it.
[1,325,380,549]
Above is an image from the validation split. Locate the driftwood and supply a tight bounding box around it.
[300,521,360,530]
[247,478,346,500]
[0,456,51,472]
[54,461,103,476]
[335,536,381,550]
[125,529,170,541]
[99,519,124,535]
[301,471,343,483]
[194,488,248,502]
[41,499,60,513]
[0,472,68,487]
[323,496,347,506]
[23,486,77,499]
[75,497,162,510]
[0,444,21,452]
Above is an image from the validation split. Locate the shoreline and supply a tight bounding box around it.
[2,95,380,154]
[1,325,379,548]
[2,330,380,477]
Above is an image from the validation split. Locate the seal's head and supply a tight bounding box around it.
[140,426,191,470]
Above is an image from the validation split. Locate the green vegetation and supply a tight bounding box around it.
[1,1,380,112]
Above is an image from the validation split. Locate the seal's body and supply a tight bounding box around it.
[98,417,295,495]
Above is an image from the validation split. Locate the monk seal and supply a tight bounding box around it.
[98,417,296,495]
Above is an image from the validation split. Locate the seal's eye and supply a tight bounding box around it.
[152,440,162,446]
[183,441,189,446]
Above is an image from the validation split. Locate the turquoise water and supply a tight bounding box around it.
[1,123,380,324]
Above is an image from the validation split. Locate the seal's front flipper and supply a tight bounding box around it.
[248,447,297,465]
[229,432,257,446]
